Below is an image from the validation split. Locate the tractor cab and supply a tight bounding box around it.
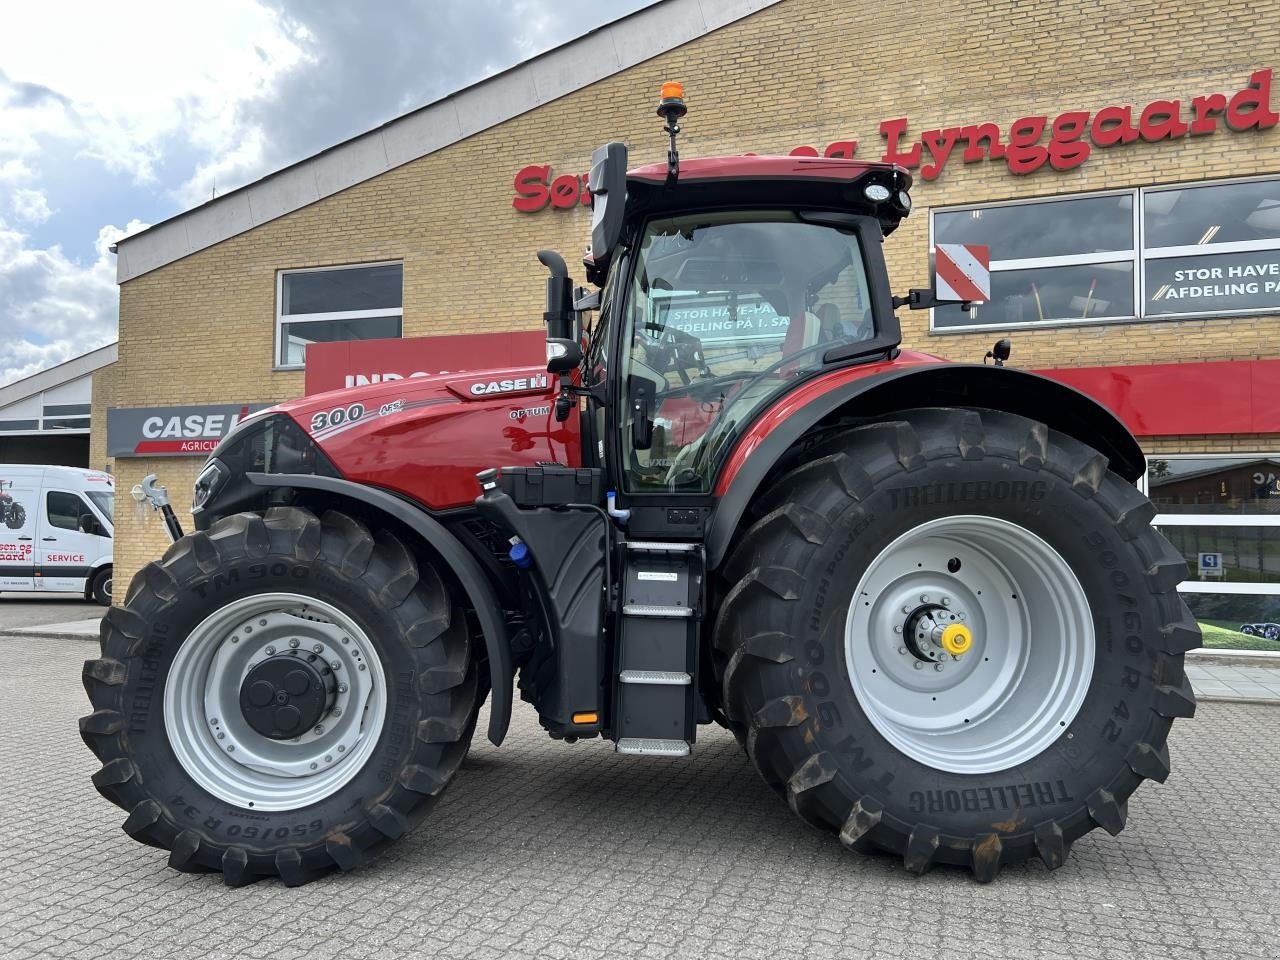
[549,85,915,533]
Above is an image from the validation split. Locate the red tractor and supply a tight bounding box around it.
[82,87,1197,886]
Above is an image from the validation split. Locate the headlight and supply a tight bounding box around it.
[192,458,230,513]
[864,183,891,202]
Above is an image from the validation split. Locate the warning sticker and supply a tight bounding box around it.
[637,571,679,582]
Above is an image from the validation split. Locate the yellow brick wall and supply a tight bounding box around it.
[108,0,1280,592]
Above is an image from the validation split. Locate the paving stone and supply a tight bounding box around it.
[1,634,1278,960]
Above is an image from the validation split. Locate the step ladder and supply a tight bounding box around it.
[614,540,703,757]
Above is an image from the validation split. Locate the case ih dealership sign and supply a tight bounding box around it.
[513,69,1276,209]
[107,404,271,457]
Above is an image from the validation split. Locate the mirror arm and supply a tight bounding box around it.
[892,288,971,311]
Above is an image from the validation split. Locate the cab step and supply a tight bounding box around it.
[613,542,703,757]
[624,540,699,553]
[619,669,691,685]
[616,738,691,757]
[621,603,692,618]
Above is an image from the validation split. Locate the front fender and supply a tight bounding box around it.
[246,472,514,746]
[706,363,1145,569]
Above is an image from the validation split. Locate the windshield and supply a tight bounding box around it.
[620,210,874,492]
[86,490,114,525]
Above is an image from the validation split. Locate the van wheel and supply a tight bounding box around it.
[90,567,112,606]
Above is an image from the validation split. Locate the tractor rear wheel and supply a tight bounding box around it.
[714,408,1198,881]
[80,506,478,886]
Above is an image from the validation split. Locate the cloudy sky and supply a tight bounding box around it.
[0,0,655,386]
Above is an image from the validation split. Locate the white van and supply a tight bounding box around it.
[0,465,114,605]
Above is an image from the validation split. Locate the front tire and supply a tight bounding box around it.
[714,409,1198,881]
[89,566,112,606]
[80,506,478,886]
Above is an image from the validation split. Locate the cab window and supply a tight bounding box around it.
[619,210,874,492]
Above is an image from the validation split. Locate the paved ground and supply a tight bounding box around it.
[2,634,1279,960]
[0,593,100,631]
[1187,660,1280,702]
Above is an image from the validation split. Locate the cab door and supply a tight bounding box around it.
[0,476,38,591]
[36,489,104,593]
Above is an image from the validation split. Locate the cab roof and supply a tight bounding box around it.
[627,154,909,184]
[624,154,914,234]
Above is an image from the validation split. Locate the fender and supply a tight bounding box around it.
[706,362,1146,569]
[246,472,513,746]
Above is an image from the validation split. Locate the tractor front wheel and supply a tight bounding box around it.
[715,408,1198,881]
[80,506,478,886]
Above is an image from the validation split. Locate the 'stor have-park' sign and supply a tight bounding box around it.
[513,69,1277,211]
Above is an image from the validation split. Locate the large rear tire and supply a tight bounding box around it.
[714,408,1198,881]
[80,506,478,886]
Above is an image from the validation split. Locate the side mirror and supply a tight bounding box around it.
[985,338,1012,367]
[546,338,582,375]
[79,514,100,536]
[588,141,627,277]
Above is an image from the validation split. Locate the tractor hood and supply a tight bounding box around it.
[195,361,575,519]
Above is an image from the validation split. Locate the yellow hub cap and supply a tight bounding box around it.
[940,623,973,656]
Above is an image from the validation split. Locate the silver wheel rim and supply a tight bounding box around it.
[164,592,387,811]
[845,515,1094,775]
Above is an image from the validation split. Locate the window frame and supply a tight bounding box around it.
[1139,452,1280,599]
[929,173,1280,334]
[273,260,405,371]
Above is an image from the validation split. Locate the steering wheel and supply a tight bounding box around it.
[639,325,710,384]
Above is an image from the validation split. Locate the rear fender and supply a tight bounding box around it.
[705,363,1145,569]
[246,472,514,746]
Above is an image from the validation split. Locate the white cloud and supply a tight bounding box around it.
[0,1,307,186]
[0,0,655,387]
[10,187,52,224]
[0,218,147,386]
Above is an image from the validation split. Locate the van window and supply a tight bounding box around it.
[47,491,93,532]
[86,490,114,525]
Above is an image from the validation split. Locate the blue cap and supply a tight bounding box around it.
[508,540,533,570]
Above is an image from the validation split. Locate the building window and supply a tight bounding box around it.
[42,403,91,417]
[1143,178,1280,318]
[930,175,1280,332]
[1143,454,1280,651]
[275,261,403,369]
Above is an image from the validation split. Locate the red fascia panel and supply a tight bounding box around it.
[304,331,545,395]
[1034,359,1280,437]
[627,155,898,184]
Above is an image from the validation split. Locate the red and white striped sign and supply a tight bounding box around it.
[935,243,991,303]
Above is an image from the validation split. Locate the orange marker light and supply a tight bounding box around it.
[660,81,684,101]
[572,712,599,725]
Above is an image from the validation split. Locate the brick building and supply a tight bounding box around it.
[103,0,1280,641]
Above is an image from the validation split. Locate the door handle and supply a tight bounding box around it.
[41,537,56,542]
[18,536,33,541]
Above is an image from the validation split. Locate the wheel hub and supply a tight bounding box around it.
[845,515,1094,775]
[238,654,334,740]
[164,593,386,811]
[903,602,972,663]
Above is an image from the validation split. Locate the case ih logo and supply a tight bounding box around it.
[466,374,549,396]
[513,68,1276,208]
